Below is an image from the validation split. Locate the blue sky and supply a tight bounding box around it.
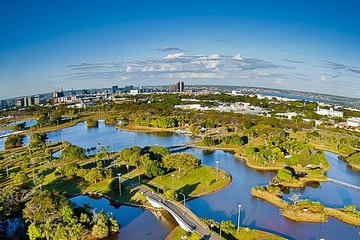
[1,0,360,98]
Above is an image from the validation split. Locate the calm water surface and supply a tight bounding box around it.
[0,120,189,151]
[184,149,360,240]
[71,196,177,240]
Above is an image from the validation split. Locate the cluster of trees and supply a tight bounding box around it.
[12,122,26,131]
[204,218,237,236]
[23,190,119,240]
[61,143,87,161]
[86,119,99,128]
[105,116,118,125]
[203,134,247,146]
[0,185,33,219]
[346,152,360,168]
[163,153,200,173]
[134,115,178,128]
[118,145,170,178]
[55,162,112,184]
[118,145,200,178]
[237,139,328,169]
[4,134,23,149]
[30,132,48,149]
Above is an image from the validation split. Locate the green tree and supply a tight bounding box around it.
[61,143,86,161]
[144,161,165,178]
[277,168,293,181]
[28,222,42,240]
[23,190,67,224]
[148,145,170,160]
[85,167,112,183]
[203,137,216,146]
[56,163,80,178]
[92,211,109,238]
[220,220,235,233]
[11,171,29,185]
[86,118,98,128]
[4,135,23,149]
[12,122,26,131]
[163,153,200,173]
[30,132,48,148]
[164,190,178,201]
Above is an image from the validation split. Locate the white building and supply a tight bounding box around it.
[315,106,343,118]
[346,117,360,127]
[276,112,298,120]
[174,104,202,110]
[129,89,139,95]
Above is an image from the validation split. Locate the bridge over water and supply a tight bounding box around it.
[146,192,220,240]
[167,141,197,153]
[328,178,360,191]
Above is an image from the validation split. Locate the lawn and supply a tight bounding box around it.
[149,165,231,198]
[165,226,202,240]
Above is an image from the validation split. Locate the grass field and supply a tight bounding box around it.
[150,165,231,198]
[165,226,202,240]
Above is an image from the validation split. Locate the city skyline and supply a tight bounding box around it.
[1,0,360,99]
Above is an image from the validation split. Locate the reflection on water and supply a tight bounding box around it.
[71,195,177,240]
[0,217,26,240]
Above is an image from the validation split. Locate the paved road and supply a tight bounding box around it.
[127,180,220,240]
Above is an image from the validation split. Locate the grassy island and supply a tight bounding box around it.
[251,186,360,226]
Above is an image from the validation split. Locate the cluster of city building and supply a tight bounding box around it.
[1,82,186,110]
[175,101,266,115]
[1,82,360,132]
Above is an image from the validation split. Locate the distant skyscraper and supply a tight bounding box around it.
[169,84,178,93]
[0,100,7,110]
[124,85,134,92]
[16,98,24,107]
[169,81,185,93]
[34,95,40,105]
[24,96,34,107]
[112,85,118,93]
[177,81,184,92]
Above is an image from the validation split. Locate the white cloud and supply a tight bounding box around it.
[125,65,133,73]
[199,54,220,60]
[164,72,222,79]
[233,54,243,61]
[163,52,186,59]
[117,76,128,80]
[275,78,284,85]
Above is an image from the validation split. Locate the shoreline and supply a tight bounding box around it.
[117,124,176,133]
[251,188,360,226]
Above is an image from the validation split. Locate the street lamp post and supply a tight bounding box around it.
[60,132,64,165]
[126,164,129,173]
[39,184,42,191]
[171,174,175,190]
[215,160,219,181]
[216,222,222,237]
[6,166,9,178]
[179,192,186,207]
[237,204,242,233]
[117,173,122,197]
